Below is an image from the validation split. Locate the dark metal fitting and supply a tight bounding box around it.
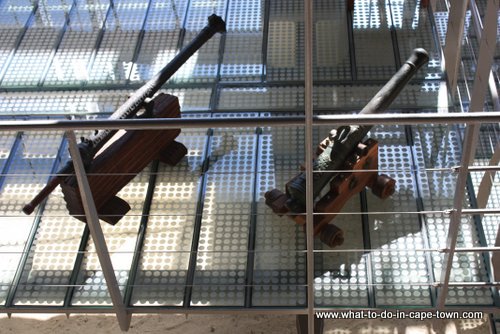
[207,14,226,33]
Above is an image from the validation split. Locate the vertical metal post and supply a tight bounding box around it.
[443,0,468,95]
[493,224,500,285]
[437,0,498,308]
[437,123,479,308]
[260,0,271,82]
[469,0,500,303]
[359,190,376,307]
[244,127,263,307]
[65,131,131,331]
[304,0,315,332]
[346,1,357,81]
[476,142,500,209]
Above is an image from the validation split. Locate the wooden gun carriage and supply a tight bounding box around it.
[265,135,395,248]
[265,49,430,248]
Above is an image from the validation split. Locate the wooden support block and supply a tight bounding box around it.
[98,196,131,225]
[158,140,188,166]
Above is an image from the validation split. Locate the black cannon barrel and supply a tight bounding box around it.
[22,15,226,215]
[84,14,227,155]
[285,48,429,213]
[350,48,430,139]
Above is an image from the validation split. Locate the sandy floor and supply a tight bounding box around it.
[0,313,493,334]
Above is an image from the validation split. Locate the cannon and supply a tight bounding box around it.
[265,48,429,247]
[22,14,226,225]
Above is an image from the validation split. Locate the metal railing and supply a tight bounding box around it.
[0,109,499,331]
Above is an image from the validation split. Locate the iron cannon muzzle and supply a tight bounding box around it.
[406,48,430,70]
[207,14,227,34]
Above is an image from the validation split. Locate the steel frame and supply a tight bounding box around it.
[0,108,499,331]
[0,0,498,333]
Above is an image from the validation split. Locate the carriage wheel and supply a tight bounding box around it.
[371,174,396,199]
[319,223,345,248]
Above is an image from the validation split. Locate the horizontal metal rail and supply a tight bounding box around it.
[0,208,499,218]
[2,165,499,177]
[0,282,499,289]
[0,305,498,315]
[0,246,499,255]
[0,111,499,132]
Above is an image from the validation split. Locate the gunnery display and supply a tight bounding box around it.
[22,14,227,225]
[265,48,430,248]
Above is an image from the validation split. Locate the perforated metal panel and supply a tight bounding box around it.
[0,130,64,306]
[253,124,306,307]
[390,0,442,80]
[71,171,148,306]
[313,83,446,110]
[12,188,85,306]
[131,128,206,306]
[365,124,433,306]
[314,210,369,307]
[0,91,126,116]
[353,0,396,80]
[313,1,351,81]
[219,87,304,111]
[267,0,304,82]
[412,124,493,306]
[190,116,258,306]
[131,0,188,83]
[221,0,263,82]
[0,0,34,80]
[1,0,74,87]
[43,0,109,87]
[0,0,33,29]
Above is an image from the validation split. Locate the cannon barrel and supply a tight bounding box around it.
[84,14,226,155]
[22,14,226,215]
[285,48,429,213]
